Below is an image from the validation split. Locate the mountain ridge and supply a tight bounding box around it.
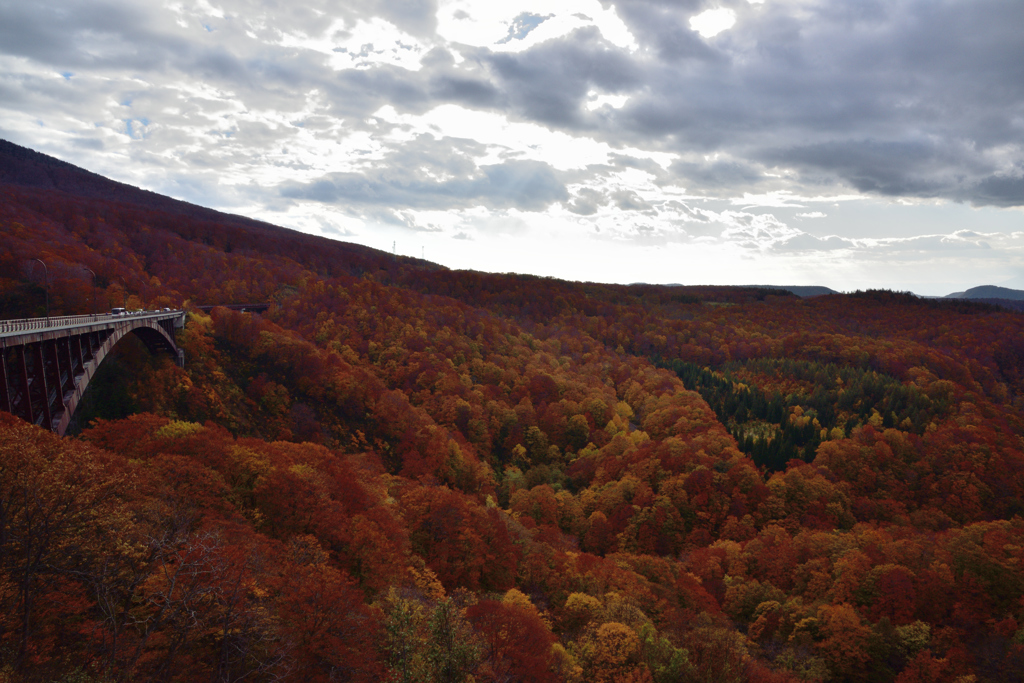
[945,284,1024,300]
[0,138,445,281]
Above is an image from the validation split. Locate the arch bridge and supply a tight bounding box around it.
[0,310,186,436]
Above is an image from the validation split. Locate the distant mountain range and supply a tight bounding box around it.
[767,284,1024,301]
[755,284,1024,302]
[941,285,1024,312]
[945,285,1024,301]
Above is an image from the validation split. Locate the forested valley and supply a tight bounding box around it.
[4,144,1024,682]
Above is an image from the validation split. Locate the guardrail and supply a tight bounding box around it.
[0,310,183,335]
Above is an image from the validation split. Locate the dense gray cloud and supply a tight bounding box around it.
[280,158,567,211]
[972,174,1024,208]
[669,158,767,192]
[613,0,718,64]
[604,0,1024,206]
[0,0,1022,253]
[480,26,641,127]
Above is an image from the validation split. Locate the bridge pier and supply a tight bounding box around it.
[0,346,9,415]
[17,346,32,424]
[35,342,53,428]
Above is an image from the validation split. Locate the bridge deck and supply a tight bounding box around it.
[1,311,181,341]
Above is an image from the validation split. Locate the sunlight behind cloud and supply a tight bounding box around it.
[276,18,427,71]
[731,191,862,208]
[436,0,636,51]
[689,8,737,38]
[586,92,630,111]
[372,104,673,171]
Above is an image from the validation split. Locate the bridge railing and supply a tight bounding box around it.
[0,310,183,335]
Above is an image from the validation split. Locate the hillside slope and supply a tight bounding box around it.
[3,142,1024,683]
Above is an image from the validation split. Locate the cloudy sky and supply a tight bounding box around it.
[2,0,1023,294]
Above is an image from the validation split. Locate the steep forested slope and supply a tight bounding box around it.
[3,143,1024,682]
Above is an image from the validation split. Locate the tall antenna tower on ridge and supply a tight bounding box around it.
[392,241,396,263]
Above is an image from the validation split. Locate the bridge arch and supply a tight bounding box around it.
[0,311,185,436]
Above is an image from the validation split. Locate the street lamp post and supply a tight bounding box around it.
[119,276,127,309]
[33,259,49,323]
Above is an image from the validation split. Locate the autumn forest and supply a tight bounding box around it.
[3,140,1024,682]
